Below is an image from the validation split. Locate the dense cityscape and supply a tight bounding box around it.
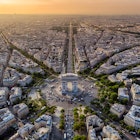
[0,15,140,140]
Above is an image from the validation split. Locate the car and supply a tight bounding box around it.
[68,129,72,132]
[130,131,136,136]
[50,85,55,88]
[67,133,71,137]
[64,133,67,140]
[72,98,77,101]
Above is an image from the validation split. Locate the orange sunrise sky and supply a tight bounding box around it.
[0,0,140,15]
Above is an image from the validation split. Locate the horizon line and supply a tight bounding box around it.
[0,13,140,16]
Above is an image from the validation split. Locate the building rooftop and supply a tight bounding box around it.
[103,125,121,139]
[35,115,52,127]
[0,108,15,124]
[125,105,140,122]
[131,83,140,94]
[13,103,28,112]
[88,129,97,140]
[18,123,34,137]
[86,115,104,129]
[111,103,126,113]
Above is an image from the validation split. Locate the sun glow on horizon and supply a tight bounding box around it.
[0,0,47,5]
[0,0,140,15]
[0,0,15,4]
[0,0,27,4]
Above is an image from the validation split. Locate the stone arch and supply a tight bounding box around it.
[61,73,78,94]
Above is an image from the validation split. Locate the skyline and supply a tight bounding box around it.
[0,0,140,15]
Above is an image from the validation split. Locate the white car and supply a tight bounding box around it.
[72,98,77,101]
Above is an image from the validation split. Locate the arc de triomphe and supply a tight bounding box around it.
[61,73,78,94]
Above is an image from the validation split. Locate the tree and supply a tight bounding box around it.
[39,98,46,106]
[73,108,78,112]
[73,135,86,140]
[80,114,85,121]
[73,123,80,131]
[73,122,86,132]
[60,114,65,119]
[120,120,125,127]
[108,113,118,121]
[105,119,109,124]
[100,96,105,103]
[59,121,64,130]
[110,92,118,100]
[137,129,140,135]
[91,111,96,115]
[126,125,135,132]
[109,99,114,104]
[121,98,128,105]
[79,122,86,131]
[84,108,88,114]
[61,109,65,113]
[48,106,56,114]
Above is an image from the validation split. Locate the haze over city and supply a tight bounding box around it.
[0,0,140,15]
[0,0,140,140]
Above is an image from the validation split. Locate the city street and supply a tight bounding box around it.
[67,22,74,73]
[65,109,74,140]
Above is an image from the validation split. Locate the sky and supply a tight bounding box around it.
[0,0,140,15]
